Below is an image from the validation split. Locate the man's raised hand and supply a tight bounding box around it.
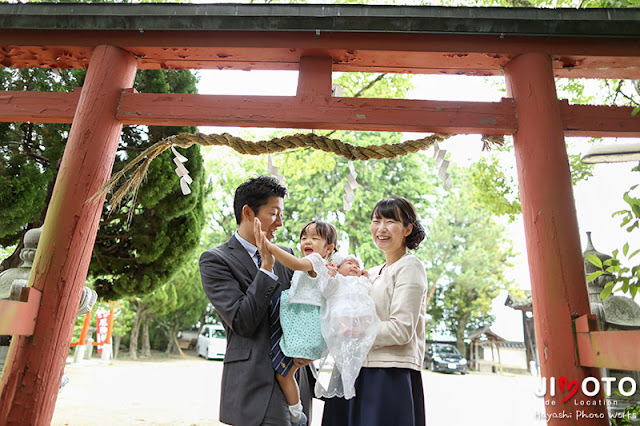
[254,218,275,271]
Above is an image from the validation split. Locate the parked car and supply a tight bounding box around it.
[196,324,227,360]
[424,343,467,374]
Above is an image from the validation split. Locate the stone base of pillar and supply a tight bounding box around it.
[100,342,112,362]
[85,338,94,360]
[73,345,85,363]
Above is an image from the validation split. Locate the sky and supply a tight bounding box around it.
[196,69,639,342]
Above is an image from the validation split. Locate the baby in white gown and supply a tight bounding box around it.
[316,253,380,400]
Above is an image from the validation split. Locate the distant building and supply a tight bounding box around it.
[505,291,539,375]
[468,326,529,374]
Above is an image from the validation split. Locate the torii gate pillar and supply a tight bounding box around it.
[505,52,607,424]
[0,45,137,425]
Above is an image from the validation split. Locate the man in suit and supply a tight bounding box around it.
[200,175,314,426]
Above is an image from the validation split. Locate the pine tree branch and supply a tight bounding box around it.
[22,149,50,166]
[96,233,131,240]
[99,213,131,226]
[92,247,112,275]
[110,256,137,262]
[100,236,130,254]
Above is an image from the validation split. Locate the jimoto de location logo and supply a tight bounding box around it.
[535,376,637,403]
[533,376,638,422]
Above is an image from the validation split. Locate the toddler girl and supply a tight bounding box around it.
[254,219,337,426]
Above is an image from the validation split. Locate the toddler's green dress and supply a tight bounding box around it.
[279,253,328,360]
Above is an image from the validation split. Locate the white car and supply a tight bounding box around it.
[196,324,227,360]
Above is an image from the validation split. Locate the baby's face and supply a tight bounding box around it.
[338,258,361,277]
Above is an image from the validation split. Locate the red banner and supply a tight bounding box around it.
[95,309,109,354]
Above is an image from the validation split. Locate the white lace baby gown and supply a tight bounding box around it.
[315,275,379,399]
[279,252,328,360]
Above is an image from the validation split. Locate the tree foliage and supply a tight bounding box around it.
[91,73,205,300]
[143,260,211,356]
[421,167,514,352]
[183,69,516,350]
[587,167,640,300]
[436,0,640,220]
[0,68,85,244]
[15,0,631,350]
[469,155,521,221]
[0,66,206,300]
[277,134,439,268]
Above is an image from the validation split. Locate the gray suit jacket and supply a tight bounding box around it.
[200,235,314,425]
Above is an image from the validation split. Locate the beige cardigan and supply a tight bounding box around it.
[363,253,427,371]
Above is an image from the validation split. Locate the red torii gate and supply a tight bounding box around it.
[0,4,639,424]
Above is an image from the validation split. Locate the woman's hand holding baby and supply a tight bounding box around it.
[326,263,338,277]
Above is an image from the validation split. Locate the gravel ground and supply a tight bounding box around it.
[52,352,225,426]
[51,351,545,426]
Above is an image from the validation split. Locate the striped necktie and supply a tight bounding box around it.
[256,251,294,376]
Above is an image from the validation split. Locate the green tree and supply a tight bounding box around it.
[468,140,595,221]
[0,67,86,268]
[193,69,513,349]
[276,137,439,268]
[274,71,432,266]
[131,260,211,358]
[127,298,149,360]
[122,150,261,358]
[421,167,514,353]
[90,135,206,300]
[110,299,136,360]
[0,66,206,299]
[449,0,639,219]
[587,166,640,300]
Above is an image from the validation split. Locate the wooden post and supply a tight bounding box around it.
[505,52,607,423]
[0,45,136,425]
[78,311,92,346]
[71,311,92,363]
[296,56,333,98]
[474,340,479,371]
[106,307,115,345]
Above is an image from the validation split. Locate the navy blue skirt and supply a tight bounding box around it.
[321,367,425,426]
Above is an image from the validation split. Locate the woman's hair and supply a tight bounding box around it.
[300,220,338,252]
[371,196,426,250]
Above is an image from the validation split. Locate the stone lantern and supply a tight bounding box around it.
[0,227,98,374]
[0,227,41,300]
[583,232,640,416]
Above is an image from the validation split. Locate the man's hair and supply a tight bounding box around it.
[233,176,288,225]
